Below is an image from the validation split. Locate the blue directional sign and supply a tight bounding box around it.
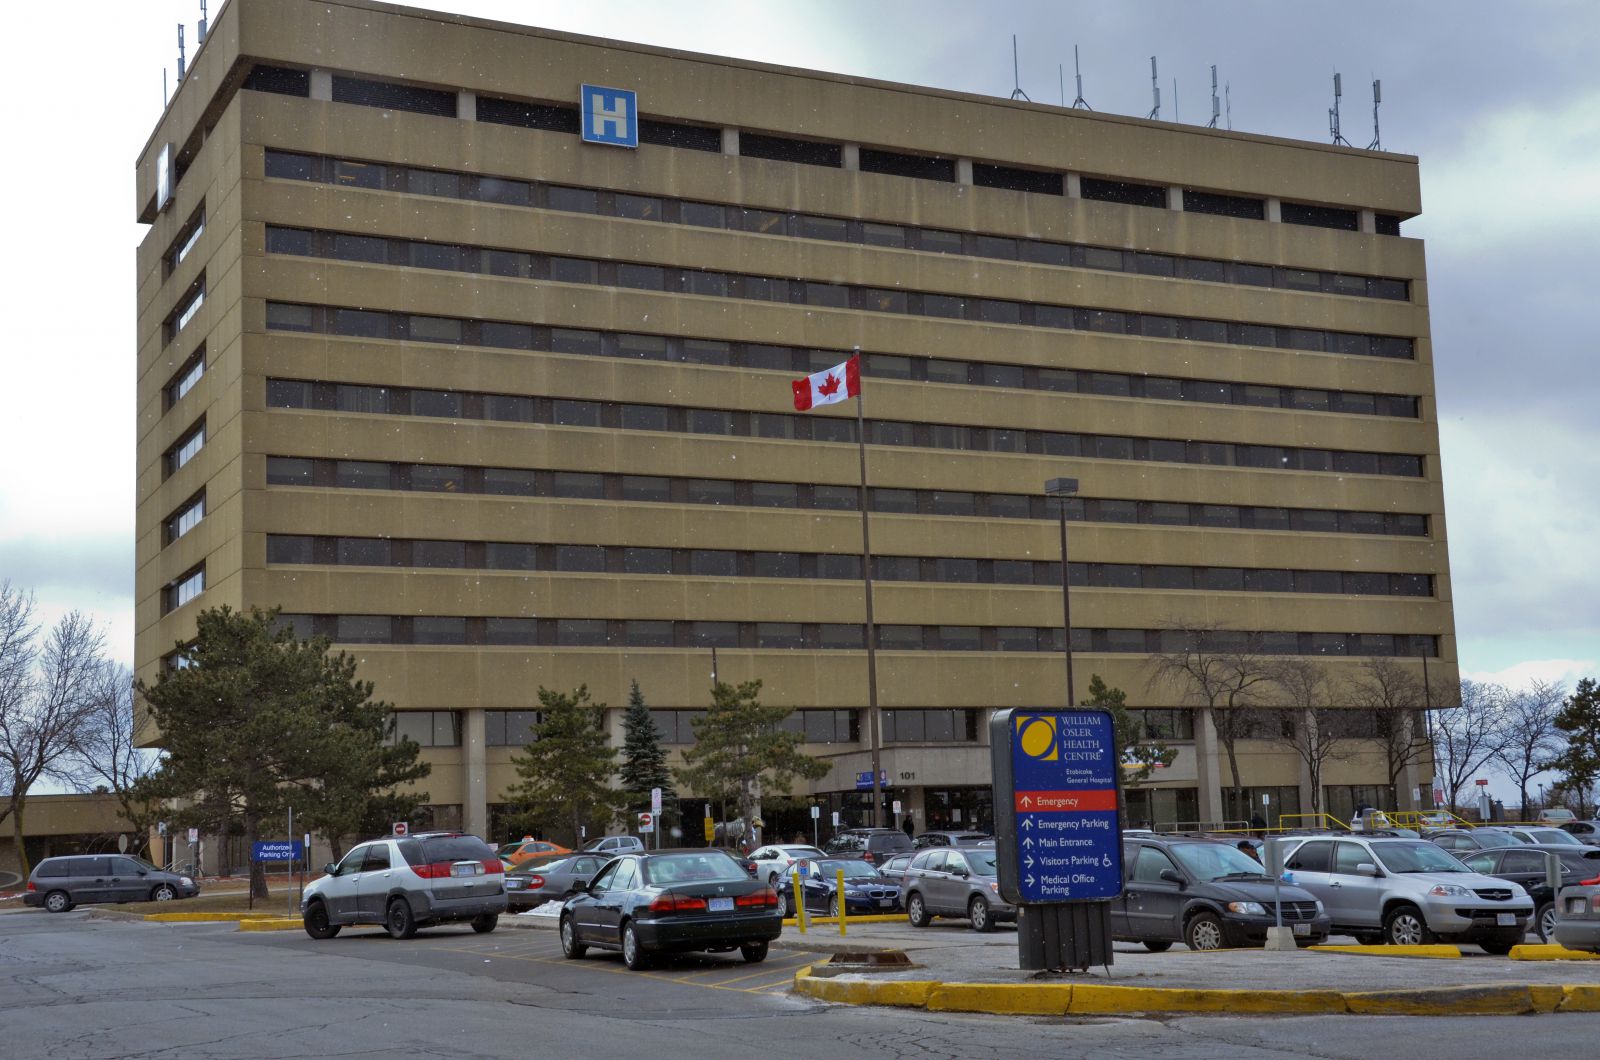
[580,84,638,148]
[990,709,1122,904]
[251,840,304,862]
[854,770,888,791]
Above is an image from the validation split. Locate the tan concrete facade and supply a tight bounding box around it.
[135,0,1450,840]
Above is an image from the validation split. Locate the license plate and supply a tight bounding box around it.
[1292,923,1310,936]
[505,880,524,889]
[1572,898,1589,914]
[451,863,479,878]
[1496,913,1516,926]
[880,898,894,908]
[709,897,733,912]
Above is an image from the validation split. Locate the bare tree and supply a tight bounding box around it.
[1148,623,1276,813]
[1429,678,1508,813]
[1346,658,1431,809]
[70,661,163,860]
[1491,680,1566,815]
[0,582,105,877]
[1266,659,1355,815]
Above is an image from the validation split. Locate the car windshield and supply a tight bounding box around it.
[1169,842,1267,880]
[1373,841,1469,873]
[643,851,747,885]
[964,850,999,876]
[1525,828,1583,846]
[818,860,882,879]
[781,846,824,858]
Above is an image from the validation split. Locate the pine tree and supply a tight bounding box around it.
[1081,674,1175,815]
[504,685,621,846]
[674,679,829,848]
[619,680,675,821]
[1545,678,1600,817]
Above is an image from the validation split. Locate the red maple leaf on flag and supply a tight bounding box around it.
[816,373,841,397]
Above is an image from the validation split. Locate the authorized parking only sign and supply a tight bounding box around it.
[991,708,1122,904]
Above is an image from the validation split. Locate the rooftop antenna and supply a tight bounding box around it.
[1225,82,1232,130]
[176,24,187,81]
[1072,45,1091,109]
[1367,79,1383,150]
[1173,77,1179,122]
[1059,63,1065,107]
[1207,65,1220,128]
[198,0,208,43]
[1010,35,1031,101]
[1329,72,1351,146]
[1146,56,1160,120]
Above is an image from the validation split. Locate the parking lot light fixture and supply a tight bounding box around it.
[1044,477,1080,707]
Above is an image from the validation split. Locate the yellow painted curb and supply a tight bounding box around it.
[1559,985,1600,1012]
[793,969,934,1008]
[237,918,302,932]
[1344,985,1537,1016]
[927,983,1070,1015]
[143,911,269,922]
[1511,944,1600,961]
[1310,944,1460,959]
[1069,984,1346,1015]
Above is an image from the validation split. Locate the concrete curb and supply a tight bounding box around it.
[1511,944,1600,961]
[792,967,1600,1017]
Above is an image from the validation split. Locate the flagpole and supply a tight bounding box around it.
[851,347,885,830]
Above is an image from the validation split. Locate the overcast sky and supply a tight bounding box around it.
[2,0,1594,706]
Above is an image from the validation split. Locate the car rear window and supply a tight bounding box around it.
[642,851,748,885]
[870,833,914,852]
[70,857,110,876]
[34,859,69,878]
[418,836,495,863]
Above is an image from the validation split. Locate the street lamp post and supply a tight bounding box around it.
[1045,478,1080,709]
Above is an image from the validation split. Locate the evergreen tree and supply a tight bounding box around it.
[504,685,621,846]
[1081,674,1175,817]
[139,606,428,898]
[1545,678,1600,817]
[619,680,675,823]
[675,679,829,848]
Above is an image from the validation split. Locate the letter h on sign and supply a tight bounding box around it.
[581,84,638,148]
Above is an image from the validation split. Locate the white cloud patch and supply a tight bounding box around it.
[1463,659,1594,691]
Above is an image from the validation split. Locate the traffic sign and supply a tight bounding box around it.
[990,708,1123,904]
[638,812,655,834]
[252,840,304,862]
[392,821,409,836]
[810,805,820,820]
[187,827,199,843]
[703,816,715,842]
[158,821,168,837]
[854,770,888,791]
[892,800,903,815]
[650,787,663,815]
[831,811,840,827]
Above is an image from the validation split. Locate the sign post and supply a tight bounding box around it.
[811,804,821,847]
[991,708,1122,971]
[651,788,662,851]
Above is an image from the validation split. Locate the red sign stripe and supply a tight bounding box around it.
[1014,790,1118,812]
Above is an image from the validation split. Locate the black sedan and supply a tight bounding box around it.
[1457,844,1600,942]
[793,858,901,916]
[559,849,782,970]
[505,853,612,911]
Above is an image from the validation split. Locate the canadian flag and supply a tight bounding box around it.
[791,355,861,411]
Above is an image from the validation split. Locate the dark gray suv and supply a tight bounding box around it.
[24,855,198,912]
[300,832,506,939]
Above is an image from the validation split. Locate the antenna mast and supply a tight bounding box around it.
[1225,82,1232,130]
[199,0,208,42]
[1368,79,1383,150]
[177,24,187,81]
[1072,45,1091,109]
[1207,66,1220,128]
[1146,56,1160,120]
[1010,36,1031,101]
[1329,72,1350,146]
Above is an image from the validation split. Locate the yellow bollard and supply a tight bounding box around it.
[790,870,807,933]
[837,868,847,937]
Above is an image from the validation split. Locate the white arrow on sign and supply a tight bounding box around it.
[1024,855,1034,869]
[1025,874,1035,887]
[1022,836,1034,847]
[1020,819,1033,830]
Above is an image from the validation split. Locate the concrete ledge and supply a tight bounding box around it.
[1309,944,1460,958]
[237,918,302,932]
[143,911,271,922]
[1512,943,1600,961]
[792,968,1600,1018]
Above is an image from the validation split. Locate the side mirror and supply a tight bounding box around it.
[1158,868,1186,887]
[137,868,149,876]
[1356,862,1380,877]
[573,878,590,891]
[324,863,339,875]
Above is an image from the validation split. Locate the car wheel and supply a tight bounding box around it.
[775,887,790,919]
[1143,940,1174,953]
[302,901,341,940]
[1383,904,1434,946]
[622,922,652,970]
[151,884,177,902]
[907,892,931,927]
[1479,937,1517,956]
[1537,902,1557,943]
[559,915,587,959]
[1184,911,1225,951]
[44,890,73,914]
[827,895,840,918]
[969,895,996,933]
[385,897,418,940]
[470,914,498,934]
[740,940,769,963]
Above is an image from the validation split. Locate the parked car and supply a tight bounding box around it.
[876,852,917,885]
[745,844,826,888]
[301,832,506,940]
[1553,875,1600,953]
[823,828,915,866]
[1502,826,1585,848]
[901,847,1016,932]
[913,831,992,849]
[558,849,781,970]
[1456,844,1600,942]
[1426,828,1528,853]
[1113,835,1330,951]
[789,858,901,916]
[505,853,613,911]
[1281,835,1532,953]
[24,855,199,913]
[581,835,645,856]
[1560,821,1600,847]
[497,838,572,866]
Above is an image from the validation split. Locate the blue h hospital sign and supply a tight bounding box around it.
[580,84,638,148]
